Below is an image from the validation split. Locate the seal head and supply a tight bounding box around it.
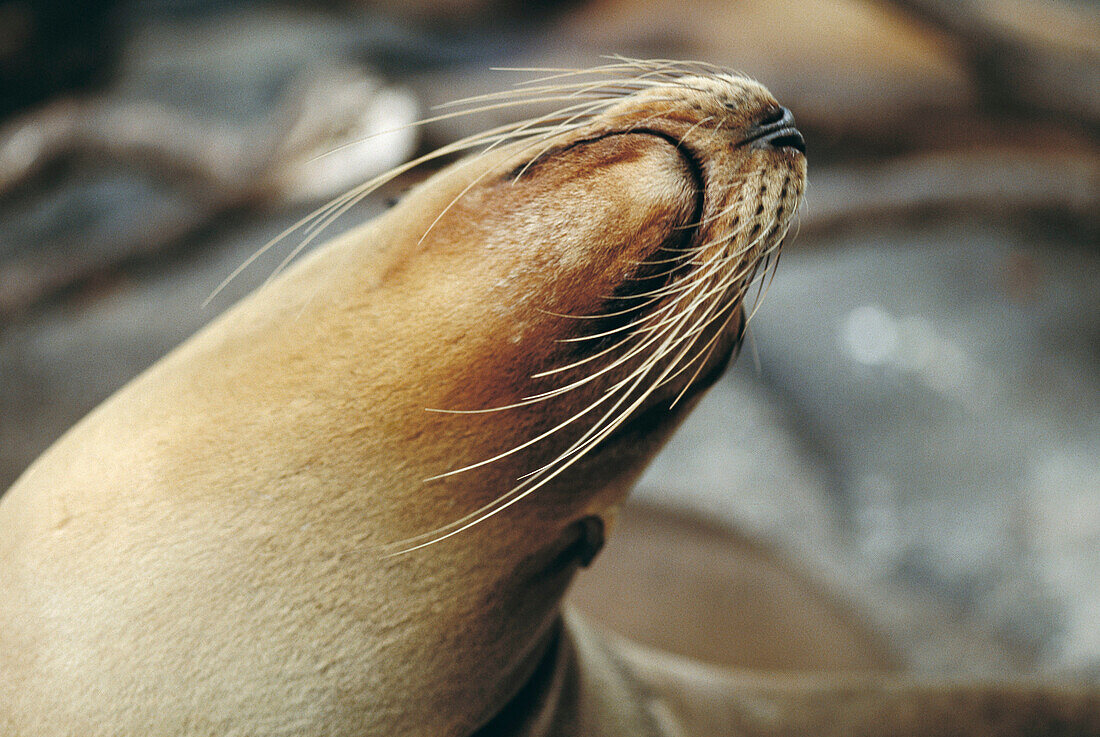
[0,65,805,736]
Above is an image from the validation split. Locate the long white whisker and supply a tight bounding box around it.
[245,60,806,555]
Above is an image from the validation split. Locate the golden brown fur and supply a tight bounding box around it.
[0,65,801,735]
[2,62,1094,736]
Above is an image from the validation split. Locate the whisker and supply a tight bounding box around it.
[253,60,808,554]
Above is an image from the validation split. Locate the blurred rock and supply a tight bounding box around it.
[351,0,579,28]
[0,0,121,117]
[889,0,1100,128]
[803,147,1099,236]
[570,503,906,673]
[563,0,974,139]
[0,9,419,318]
[639,216,1100,675]
[0,160,207,318]
[408,0,977,153]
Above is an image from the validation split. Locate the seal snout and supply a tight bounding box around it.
[746,106,806,155]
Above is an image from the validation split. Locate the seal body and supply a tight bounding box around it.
[484,614,1099,737]
[0,67,806,735]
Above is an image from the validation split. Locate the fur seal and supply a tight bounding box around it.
[1,60,1095,736]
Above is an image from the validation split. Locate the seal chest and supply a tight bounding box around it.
[0,62,805,736]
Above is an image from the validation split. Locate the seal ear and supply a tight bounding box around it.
[570,515,606,568]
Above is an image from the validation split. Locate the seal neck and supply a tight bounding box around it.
[469,612,667,737]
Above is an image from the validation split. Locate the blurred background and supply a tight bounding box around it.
[1,0,1097,680]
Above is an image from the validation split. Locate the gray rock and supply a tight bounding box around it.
[639,218,1100,674]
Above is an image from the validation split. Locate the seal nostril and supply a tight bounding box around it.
[744,106,804,154]
[765,130,806,154]
[758,106,786,126]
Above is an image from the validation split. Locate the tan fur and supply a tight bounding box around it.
[4,66,1092,736]
[0,70,800,735]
